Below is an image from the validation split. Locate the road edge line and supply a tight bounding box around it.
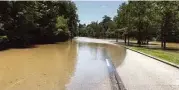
[105,58,126,90]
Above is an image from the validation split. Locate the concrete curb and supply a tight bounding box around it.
[121,45,179,69]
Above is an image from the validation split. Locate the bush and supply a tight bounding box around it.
[0,36,9,50]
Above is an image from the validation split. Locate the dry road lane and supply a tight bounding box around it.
[116,49,179,90]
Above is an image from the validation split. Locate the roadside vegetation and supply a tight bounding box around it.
[127,45,179,65]
[0,1,78,49]
[78,1,179,65]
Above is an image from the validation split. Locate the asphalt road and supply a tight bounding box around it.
[74,37,179,90]
[76,37,179,90]
[116,49,179,90]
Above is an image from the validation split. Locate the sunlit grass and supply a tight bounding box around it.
[128,46,179,65]
[0,36,7,39]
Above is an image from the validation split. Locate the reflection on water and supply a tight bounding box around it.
[66,42,111,90]
[0,38,126,90]
[105,44,126,67]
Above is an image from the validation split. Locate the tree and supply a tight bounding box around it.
[78,15,117,39]
[156,1,179,49]
[101,15,112,38]
[0,1,78,48]
[114,1,179,48]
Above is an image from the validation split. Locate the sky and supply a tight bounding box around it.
[74,1,125,25]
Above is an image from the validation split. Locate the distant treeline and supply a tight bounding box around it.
[78,15,117,39]
[0,1,78,49]
[78,1,179,49]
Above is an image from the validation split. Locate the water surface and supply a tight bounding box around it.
[0,37,126,90]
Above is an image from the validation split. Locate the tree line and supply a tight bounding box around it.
[78,15,117,39]
[0,1,78,49]
[78,1,179,49]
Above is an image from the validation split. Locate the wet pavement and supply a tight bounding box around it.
[66,42,111,90]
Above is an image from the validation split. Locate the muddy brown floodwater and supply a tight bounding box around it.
[0,37,126,90]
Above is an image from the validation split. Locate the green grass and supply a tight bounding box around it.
[0,36,7,39]
[127,46,179,65]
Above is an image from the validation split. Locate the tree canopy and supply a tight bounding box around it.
[78,1,179,49]
[115,1,179,48]
[0,1,78,48]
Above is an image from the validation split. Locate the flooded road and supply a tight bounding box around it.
[0,37,126,90]
[1,37,178,90]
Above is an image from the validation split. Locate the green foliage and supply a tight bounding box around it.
[55,16,68,32]
[115,1,179,47]
[78,15,117,38]
[54,16,69,41]
[0,1,78,48]
[0,36,9,49]
[78,1,179,49]
[78,24,87,36]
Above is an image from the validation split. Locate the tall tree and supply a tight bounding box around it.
[0,1,79,47]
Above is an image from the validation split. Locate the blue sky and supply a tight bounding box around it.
[74,1,125,24]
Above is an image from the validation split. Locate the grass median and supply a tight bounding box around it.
[127,46,179,65]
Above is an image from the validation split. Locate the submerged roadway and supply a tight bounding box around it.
[0,37,178,90]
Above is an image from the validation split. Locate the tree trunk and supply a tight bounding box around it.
[116,33,118,42]
[161,41,163,48]
[163,36,166,49]
[127,35,129,45]
[137,21,142,46]
[124,35,126,44]
[146,39,149,45]
[137,31,141,46]
[137,40,141,46]
[164,41,166,49]
[161,21,164,48]
[161,36,164,48]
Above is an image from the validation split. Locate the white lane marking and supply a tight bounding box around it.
[106,59,111,67]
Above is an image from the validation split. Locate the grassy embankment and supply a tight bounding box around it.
[125,41,179,65]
